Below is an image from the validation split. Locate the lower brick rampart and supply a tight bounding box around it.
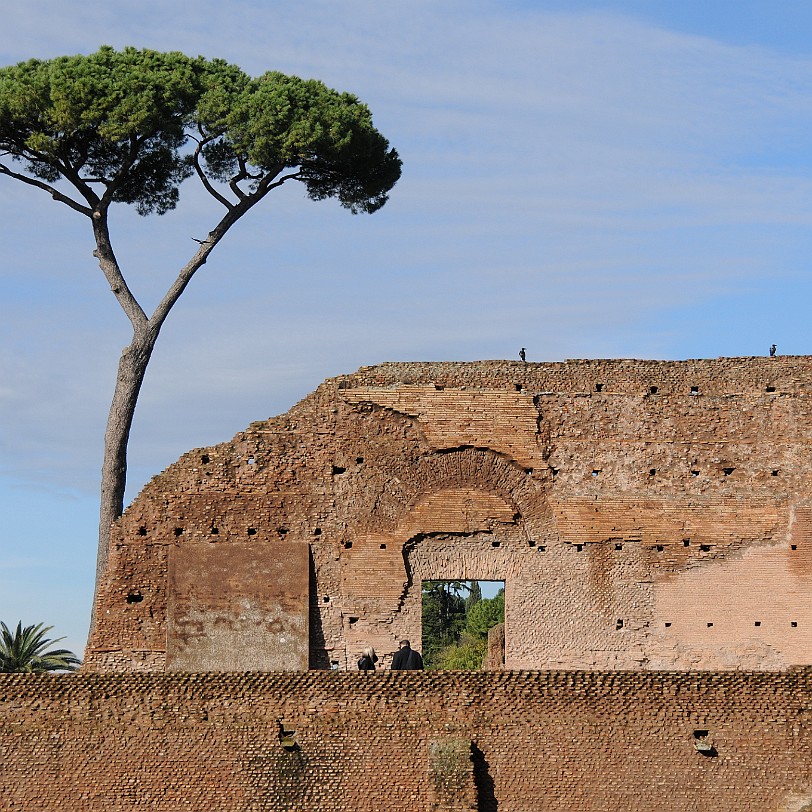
[4,670,812,811]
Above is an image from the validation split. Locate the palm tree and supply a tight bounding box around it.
[0,621,81,673]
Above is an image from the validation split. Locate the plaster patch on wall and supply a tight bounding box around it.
[778,792,812,812]
[167,541,309,671]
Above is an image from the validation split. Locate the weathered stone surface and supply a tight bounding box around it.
[85,357,812,672]
[166,541,308,671]
[484,622,505,670]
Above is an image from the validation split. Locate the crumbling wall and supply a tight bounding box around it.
[85,357,812,672]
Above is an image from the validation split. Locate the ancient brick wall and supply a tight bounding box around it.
[85,357,812,673]
[3,671,812,811]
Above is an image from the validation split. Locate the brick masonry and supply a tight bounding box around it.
[85,357,812,673]
[3,670,812,811]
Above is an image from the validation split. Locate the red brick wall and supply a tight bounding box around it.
[85,357,812,672]
[3,670,812,811]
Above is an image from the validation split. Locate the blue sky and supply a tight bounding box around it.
[1,1,811,657]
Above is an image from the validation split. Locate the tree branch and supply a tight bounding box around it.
[98,135,142,210]
[192,138,233,210]
[149,165,301,330]
[259,168,302,192]
[150,183,277,329]
[149,207,242,329]
[0,161,93,216]
[241,159,262,181]
[228,157,250,201]
[91,213,148,331]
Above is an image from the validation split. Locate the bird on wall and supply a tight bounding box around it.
[770,344,777,357]
[519,348,526,362]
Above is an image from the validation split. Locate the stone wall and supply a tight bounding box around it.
[85,357,812,672]
[3,670,812,811]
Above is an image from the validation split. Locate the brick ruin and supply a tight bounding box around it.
[84,356,812,673]
[9,356,812,811]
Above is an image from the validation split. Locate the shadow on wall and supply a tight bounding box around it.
[472,742,497,812]
[309,548,329,669]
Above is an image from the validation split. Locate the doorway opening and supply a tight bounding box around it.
[421,580,505,669]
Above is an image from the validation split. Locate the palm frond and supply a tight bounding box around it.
[0,621,80,673]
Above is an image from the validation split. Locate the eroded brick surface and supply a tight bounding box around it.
[3,671,812,811]
[85,358,812,672]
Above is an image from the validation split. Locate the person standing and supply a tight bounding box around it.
[390,639,424,670]
[357,647,377,671]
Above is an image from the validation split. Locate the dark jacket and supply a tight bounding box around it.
[358,654,377,671]
[390,646,424,670]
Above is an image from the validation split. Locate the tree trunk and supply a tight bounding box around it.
[95,327,158,587]
[87,181,277,627]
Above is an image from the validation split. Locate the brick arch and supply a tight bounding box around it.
[357,446,556,541]
[356,450,558,666]
[339,449,557,649]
